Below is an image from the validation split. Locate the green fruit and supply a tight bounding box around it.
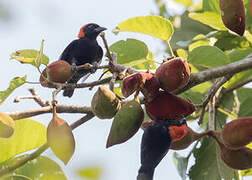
[91,86,121,119]
[106,100,144,148]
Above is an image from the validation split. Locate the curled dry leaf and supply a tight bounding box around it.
[47,107,75,165]
[0,112,15,138]
[145,91,195,121]
[155,57,190,92]
[40,60,73,88]
[91,85,121,119]
[106,100,144,148]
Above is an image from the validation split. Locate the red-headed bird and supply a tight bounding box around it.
[60,23,106,97]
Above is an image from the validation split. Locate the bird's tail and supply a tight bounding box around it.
[137,166,154,180]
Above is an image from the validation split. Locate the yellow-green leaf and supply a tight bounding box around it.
[0,112,14,138]
[77,167,102,179]
[47,113,75,165]
[114,15,174,41]
[189,12,227,31]
[10,40,49,67]
[0,76,26,106]
[176,49,188,59]
[0,155,67,180]
[0,118,47,163]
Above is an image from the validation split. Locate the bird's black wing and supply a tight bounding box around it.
[59,39,79,65]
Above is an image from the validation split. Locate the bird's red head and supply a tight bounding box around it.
[78,23,107,39]
[78,24,89,38]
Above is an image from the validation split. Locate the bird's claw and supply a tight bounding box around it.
[71,63,78,73]
[91,62,98,73]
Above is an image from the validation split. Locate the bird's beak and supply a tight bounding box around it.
[95,26,107,33]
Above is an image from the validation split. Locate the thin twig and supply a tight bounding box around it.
[28,88,47,107]
[209,94,216,131]
[100,32,113,62]
[197,75,232,124]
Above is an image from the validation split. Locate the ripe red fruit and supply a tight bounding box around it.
[121,72,159,99]
[170,127,208,150]
[155,57,190,92]
[145,91,195,121]
[221,117,252,149]
[220,0,246,36]
[211,131,252,170]
[40,60,73,88]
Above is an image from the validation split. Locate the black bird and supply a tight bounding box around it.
[59,23,106,97]
[137,119,187,180]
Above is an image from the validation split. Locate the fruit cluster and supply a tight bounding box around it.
[209,117,252,170]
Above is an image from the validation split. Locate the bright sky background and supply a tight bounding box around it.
[0,0,198,180]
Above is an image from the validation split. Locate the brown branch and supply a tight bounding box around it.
[7,105,92,120]
[197,75,232,125]
[0,113,95,177]
[225,78,252,93]
[174,53,252,94]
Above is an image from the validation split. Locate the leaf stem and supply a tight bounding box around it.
[166,40,174,57]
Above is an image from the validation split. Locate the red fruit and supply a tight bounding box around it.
[221,117,252,149]
[155,57,190,92]
[40,60,73,88]
[121,72,159,100]
[211,131,252,170]
[145,91,195,121]
[220,0,246,36]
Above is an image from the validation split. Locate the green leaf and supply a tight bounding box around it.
[188,34,211,52]
[10,41,49,67]
[0,118,47,163]
[176,49,188,59]
[0,76,26,106]
[77,167,102,179]
[203,0,220,13]
[188,46,230,68]
[237,88,252,104]
[0,156,67,180]
[173,152,188,180]
[109,39,155,69]
[238,97,252,117]
[224,70,252,89]
[228,48,252,62]
[189,138,236,180]
[214,32,251,51]
[114,15,174,41]
[189,12,227,31]
[241,168,252,177]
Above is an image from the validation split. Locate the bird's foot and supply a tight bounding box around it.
[91,62,99,73]
[71,63,78,73]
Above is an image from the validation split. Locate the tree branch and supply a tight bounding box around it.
[174,53,252,94]
[6,105,92,120]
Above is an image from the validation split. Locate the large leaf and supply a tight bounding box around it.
[238,97,252,117]
[114,15,174,41]
[0,118,47,163]
[203,0,220,13]
[189,12,227,31]
[109,39,155,69]
[224,70,252,89]
[0,156,67,180]
[188,46,230,68]
[0,76,26,106]
[77,166,102,179]
[189,138,236,180]
[10,40,49,67]
[173,152,188,180]
[188,34,211,52]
